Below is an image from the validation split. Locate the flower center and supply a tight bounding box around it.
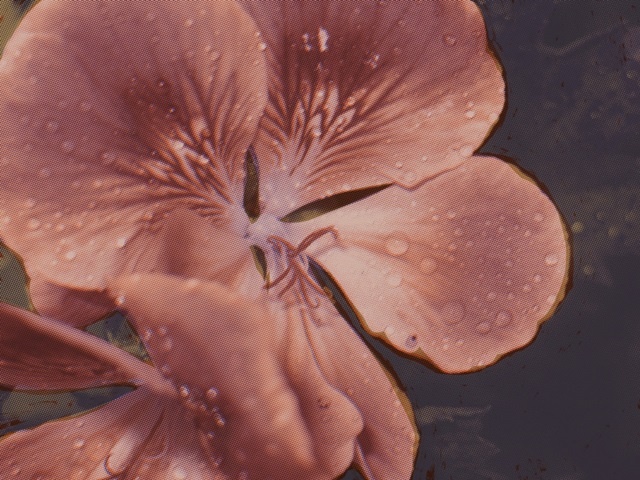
[266,226,338,305]
[244,213,291,252]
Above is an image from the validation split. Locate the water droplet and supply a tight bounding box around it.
[179,385,190,398]
[61,140,75,153]
[27,218,41,230]
[386,273,402,287]
[533,274,542,283]
[115,295,126,306]
[476,322,491,334]
[544,253,559,266]
[443,35,457,46]
[25,198,36,208]
[172,467,187,480]
[65,250,77,261]
[442,302,464,325]
[385,235,409,256]
[184,18,194,27]
[161,337,173,352]
[465,110,476,119]
[459,144,473,158]
[73,439,85,449]
[486,291,497,301]
[533,212,544,222]
[495,310,512,327]
[46,121,59,133]
[318,26,329,52]
[384,325,395,336]
[522,284,532,293]
[206,387,219,403]
[419,257,437,274]
[115,237,127,248]
[404,170,417,182]
[258,42,267,51]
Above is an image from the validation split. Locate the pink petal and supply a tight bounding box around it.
[108,273,364,479]
[28,278,115,328]
[302,156,570,373]
[295,293,418,479]
[243,1,504,217]
[0,0,267,289]
[0,301,158,390]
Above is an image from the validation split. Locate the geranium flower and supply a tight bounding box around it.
[0,1,569,479]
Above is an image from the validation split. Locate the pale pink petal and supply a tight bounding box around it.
[301,156,570,373]
[108,273,364,479]
[243,1,504,216]
[28,278,115,328]
[0,302,159,390]
[292,293,418,480]
[0,0,267,289]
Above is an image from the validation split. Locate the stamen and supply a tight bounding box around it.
[264,226,338,303]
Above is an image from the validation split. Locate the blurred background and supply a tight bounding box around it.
[1,0,639,478]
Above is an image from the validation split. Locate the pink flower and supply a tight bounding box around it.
[0,1,569,479]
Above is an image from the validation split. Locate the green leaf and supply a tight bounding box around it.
[84,311,151,364]
[280,184,392,223]
[0,386,134,437]
[0,243,34,312]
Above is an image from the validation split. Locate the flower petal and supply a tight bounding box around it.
[290,290,418,480]
[303,156,570,373]
[0,301,158,390]
[243,0,504,216]
[108,273,364,479]
[0,0,266,289]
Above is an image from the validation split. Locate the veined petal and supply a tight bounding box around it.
[0,302,160,391]
[108,273,364,480]
[0,0,267,289]
[289,290,418,480]
[303,157,570,373]
[243,1,504,216]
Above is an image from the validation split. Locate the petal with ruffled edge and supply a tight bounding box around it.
[300,156,570,373]
[108,273,364,480]
[0,301,161,391]
[286,289,418,480]
[243,0,504,217]
[0,0,266,289]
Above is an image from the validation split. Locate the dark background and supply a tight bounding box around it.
[1,1,639,479]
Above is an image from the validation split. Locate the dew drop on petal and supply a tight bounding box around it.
[172,467,187,480]
[115,237,127,248]
[385,236,409,256]
[476,322,491,334]
[534,212,544,222]
[73,439,85,449]
[27,218,41,230]
[443,35,457,46]
[179,385,190,398]
[386,273,402,287]
[65,250,77,261]
[442,302,465,325]
[495,310,512,327]
[465,110,476,119]
[544,254,559,266]
[419,257,437,274]
[206,387,219,403]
